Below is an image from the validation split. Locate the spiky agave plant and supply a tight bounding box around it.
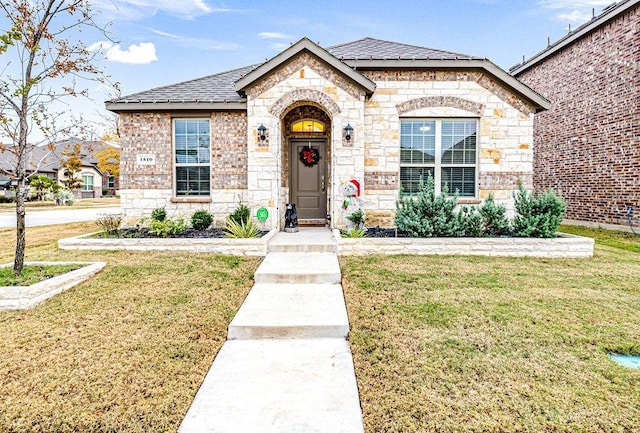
[224,217,262,238]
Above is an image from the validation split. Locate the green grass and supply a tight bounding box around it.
[0,223,260,432]
[560,224,640,253]
[0,264,82,286]
[341,226,640,432]
[2,222,639,432]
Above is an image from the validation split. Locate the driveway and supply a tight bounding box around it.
[0,207,120,228]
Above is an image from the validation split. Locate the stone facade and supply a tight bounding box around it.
[515,5,640,226]
[361,72,536,225]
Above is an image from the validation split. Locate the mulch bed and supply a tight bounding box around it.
[93,227,269,239]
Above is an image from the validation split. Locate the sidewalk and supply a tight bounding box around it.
[178,228,364,433]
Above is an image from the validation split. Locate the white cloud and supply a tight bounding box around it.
[258,32,289,39]
[89,41,158,64]
[539,0,613,23]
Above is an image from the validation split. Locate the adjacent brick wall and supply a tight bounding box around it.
[516,6,640,226]
[119,112,172,190]
[211,111,248,189]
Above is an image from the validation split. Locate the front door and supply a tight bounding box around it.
[290,140,327,220]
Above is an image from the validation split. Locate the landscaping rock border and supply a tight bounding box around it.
[58,229,278,256]
[334,230,594,258]
[0,261,106,310]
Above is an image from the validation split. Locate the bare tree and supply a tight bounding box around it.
[0,0,113,274]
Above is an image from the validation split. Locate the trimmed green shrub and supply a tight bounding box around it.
[512,180,567,238]
[230,199,250,225]
[149,217,186,237]
[456,206,484,237]
[346,209,365,228]
[479,193,511,236]
[0,195,15,203]
[395,173,460,237]
[191,210,213,231]
[151,207,167,222]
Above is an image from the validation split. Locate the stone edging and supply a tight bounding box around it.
[0,261,106,310]
[58,229,279,256]
[333,230,594,258]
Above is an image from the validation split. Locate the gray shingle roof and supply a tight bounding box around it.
[109,65,257,105]
[327,37,478,60]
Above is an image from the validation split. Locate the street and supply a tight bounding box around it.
[0,207,120,228]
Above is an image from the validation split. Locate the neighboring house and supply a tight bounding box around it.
[0,140,120,198]
[511,0,639,229]
[106,37,549,229]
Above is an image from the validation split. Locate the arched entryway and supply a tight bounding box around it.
[281,103,332,225]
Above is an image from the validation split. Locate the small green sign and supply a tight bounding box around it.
[256,207,269,222]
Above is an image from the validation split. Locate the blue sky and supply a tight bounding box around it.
[3,0,618,137]
[96,0,614,92]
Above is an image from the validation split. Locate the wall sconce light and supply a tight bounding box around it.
[257,124,267,143]
[344,123,353,141]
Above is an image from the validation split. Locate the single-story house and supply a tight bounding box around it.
[0,139,120,198]
[511,0,639,229]
[106,37,549,229]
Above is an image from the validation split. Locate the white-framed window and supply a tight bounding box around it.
[400,118,478,197]
[81,174,94,192]
[173,118,211,196]
[107,176,115,188]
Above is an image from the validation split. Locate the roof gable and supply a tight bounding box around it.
[234,37,376,95]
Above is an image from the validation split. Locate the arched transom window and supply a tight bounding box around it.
[292,119,325,133]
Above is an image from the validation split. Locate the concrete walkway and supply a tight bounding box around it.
[178,228,364,433]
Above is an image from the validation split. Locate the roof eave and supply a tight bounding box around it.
[348,59,550,111]
[105,101,247,112]
[234,37,376,95]
[511,0,639,74]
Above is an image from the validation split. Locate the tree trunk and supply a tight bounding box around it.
[14,177,27,275]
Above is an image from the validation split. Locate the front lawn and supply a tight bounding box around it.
[341,225,640,432]
[0,223,260,432]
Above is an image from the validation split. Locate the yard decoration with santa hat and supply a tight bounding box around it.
[341,179,364,228]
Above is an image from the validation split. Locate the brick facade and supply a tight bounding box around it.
[515,5,640,226]
[119,112,172,190]
[211,111,248,189]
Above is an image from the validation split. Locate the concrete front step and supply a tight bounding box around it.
[254,252,341,284]
[228,283,349,339]
[268,228,337,253]
[178,338,364,433]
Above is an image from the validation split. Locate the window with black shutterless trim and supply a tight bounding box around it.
[400,119,477,197]
[173,119,211,196]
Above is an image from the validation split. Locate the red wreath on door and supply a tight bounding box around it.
[300,147,321,167]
